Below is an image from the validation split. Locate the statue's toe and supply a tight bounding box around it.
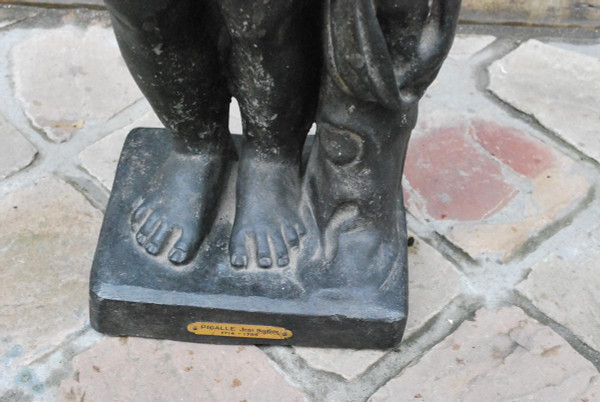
[271,231,289,267]
[136,212,160,245]
[131,202,149,230]
[167,229,199,265]
[256,231,273,268]
[283,225,299,248]
[144,222,171,255]
[230,230,249,268]
[168,248,187,265]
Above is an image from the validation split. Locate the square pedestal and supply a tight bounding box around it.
[90,128,407,349]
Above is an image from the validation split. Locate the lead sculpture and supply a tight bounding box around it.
[90,0,461,349]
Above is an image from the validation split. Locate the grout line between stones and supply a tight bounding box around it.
[512,292,600,371]
[405,213,480,270]
[58,170,109,212]
[103,96,147,124]
[262,345,348,402]
[487,86,600,172]
[504,186,596,264]
[346,296,481,402]
[472,38,521,90]
[263,295,482,402]
[0,146,39,182]
[22,327,105,401]
[26,325,94,367]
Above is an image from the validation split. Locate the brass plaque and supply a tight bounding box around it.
[187,322,293,340]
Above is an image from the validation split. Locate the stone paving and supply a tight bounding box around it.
[0,5,599,402]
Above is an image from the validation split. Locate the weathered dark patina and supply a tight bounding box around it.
[91,0,461,348]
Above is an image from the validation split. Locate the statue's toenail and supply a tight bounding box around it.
[231,255,247,267]
[168,249,186,264]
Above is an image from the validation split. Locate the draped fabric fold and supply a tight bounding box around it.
[324,0,401,109]
[325,0,462,108]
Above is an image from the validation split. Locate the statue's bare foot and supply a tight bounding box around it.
[230,151,306,269]
[131,139,229,265]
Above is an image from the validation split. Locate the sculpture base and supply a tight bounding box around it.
[90,128,407,349]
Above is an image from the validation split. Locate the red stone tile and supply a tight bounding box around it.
[405,124,518,221]
[470,120,555,178]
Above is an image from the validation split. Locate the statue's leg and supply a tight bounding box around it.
[105,0,233,265]
[217,0,321,268]
[302,0,460,289]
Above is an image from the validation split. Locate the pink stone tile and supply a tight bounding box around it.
[470,120,555,178]
[370,307,600,401]
[58,338,305,402]
[404,124,518,221]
